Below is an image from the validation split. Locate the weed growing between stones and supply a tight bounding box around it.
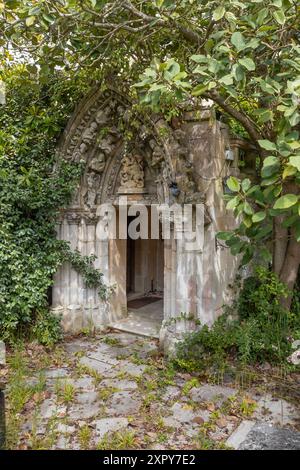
[55,381,75,405]
[78,424,92,450]
[96,430,137,450]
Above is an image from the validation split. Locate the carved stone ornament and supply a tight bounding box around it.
[118,153,145,194]
[89,152,106,174]
[58,87,176,207]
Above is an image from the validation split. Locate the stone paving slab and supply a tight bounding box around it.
[44,368,70,379]
[68,401,103,420]
[93,417,129,439]
[238,423,300,450]
[190,384,237,406]
[107,391,141,416]
[101,378,138,391]
[254,394,298,427]
[115,361,146,377]
[79,356,114,374]
[163,402,210,428]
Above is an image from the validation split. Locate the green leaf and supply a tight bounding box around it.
[283,165,297,179]
[243,215,253,228]
[263,156,279,168]
[252,211,266,223]
[241,248,254,265]
[226,176,240,192]
[260,247,272,263]
[213,6,225,21]
[226,196,240,210]
[231,32,245,52]
[289,155,300,171]
[238,58,256,71]
[190,55,207,64]
[244,201,254,215]
[258,140,277,151]
[232,64,245,82]
[241,178,251,192]
[191,84,208,96]
[217,231,232,241]
[257,8,269,26]
[273,10,285,25]
[273,194,298,210]
[261,174,280,186]
[25,16,36,26]
[219,74,234,85]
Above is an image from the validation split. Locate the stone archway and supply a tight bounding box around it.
[52,87,174,339]
[52,86,241,353]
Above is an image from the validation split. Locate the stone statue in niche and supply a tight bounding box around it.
[83,171,100,208]
[118,153,145,193]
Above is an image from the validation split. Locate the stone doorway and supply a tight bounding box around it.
[110,214,164,338]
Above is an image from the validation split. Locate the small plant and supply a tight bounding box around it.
[78,425,92,450]
[102,336,120,346]
[239,397,257,417]
[76,364,102,384]
[156,416,166,431]
[97,430,136,450]
[157,432,168,443]
[98,387,118,402]
[142,392,157,409]
[55,380,75,404]
[182,378,199,396]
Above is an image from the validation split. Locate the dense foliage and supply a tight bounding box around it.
[0,65,107,344]
[175,267,300,367]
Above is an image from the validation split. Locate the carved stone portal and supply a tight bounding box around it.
[118,153,145,194]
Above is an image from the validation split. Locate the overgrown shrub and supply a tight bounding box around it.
[175,267,300,368]
[30,309,63,347]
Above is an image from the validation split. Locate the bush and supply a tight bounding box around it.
[30,309,63,347]
[175,267,300,368]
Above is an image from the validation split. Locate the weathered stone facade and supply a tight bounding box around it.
[52,87,241,353]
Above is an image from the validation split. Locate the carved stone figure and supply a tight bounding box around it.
[89,152,106,174]
[83,171,99,208]
[95,109,110,125]
[82,121,98,145]
[119,153,144,191]
[73,142,88,162]
[97,131,119,156]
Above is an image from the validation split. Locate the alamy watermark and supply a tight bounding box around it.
[96,196,205,252]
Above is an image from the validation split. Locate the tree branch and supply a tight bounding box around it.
[207,90,262,147]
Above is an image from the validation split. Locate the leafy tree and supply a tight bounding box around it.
[0,0,299,310]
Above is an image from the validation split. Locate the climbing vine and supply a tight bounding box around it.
[0,63,109,344]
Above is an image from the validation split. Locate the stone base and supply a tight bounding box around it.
[159,321,196,356]
[51,303,111,335]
